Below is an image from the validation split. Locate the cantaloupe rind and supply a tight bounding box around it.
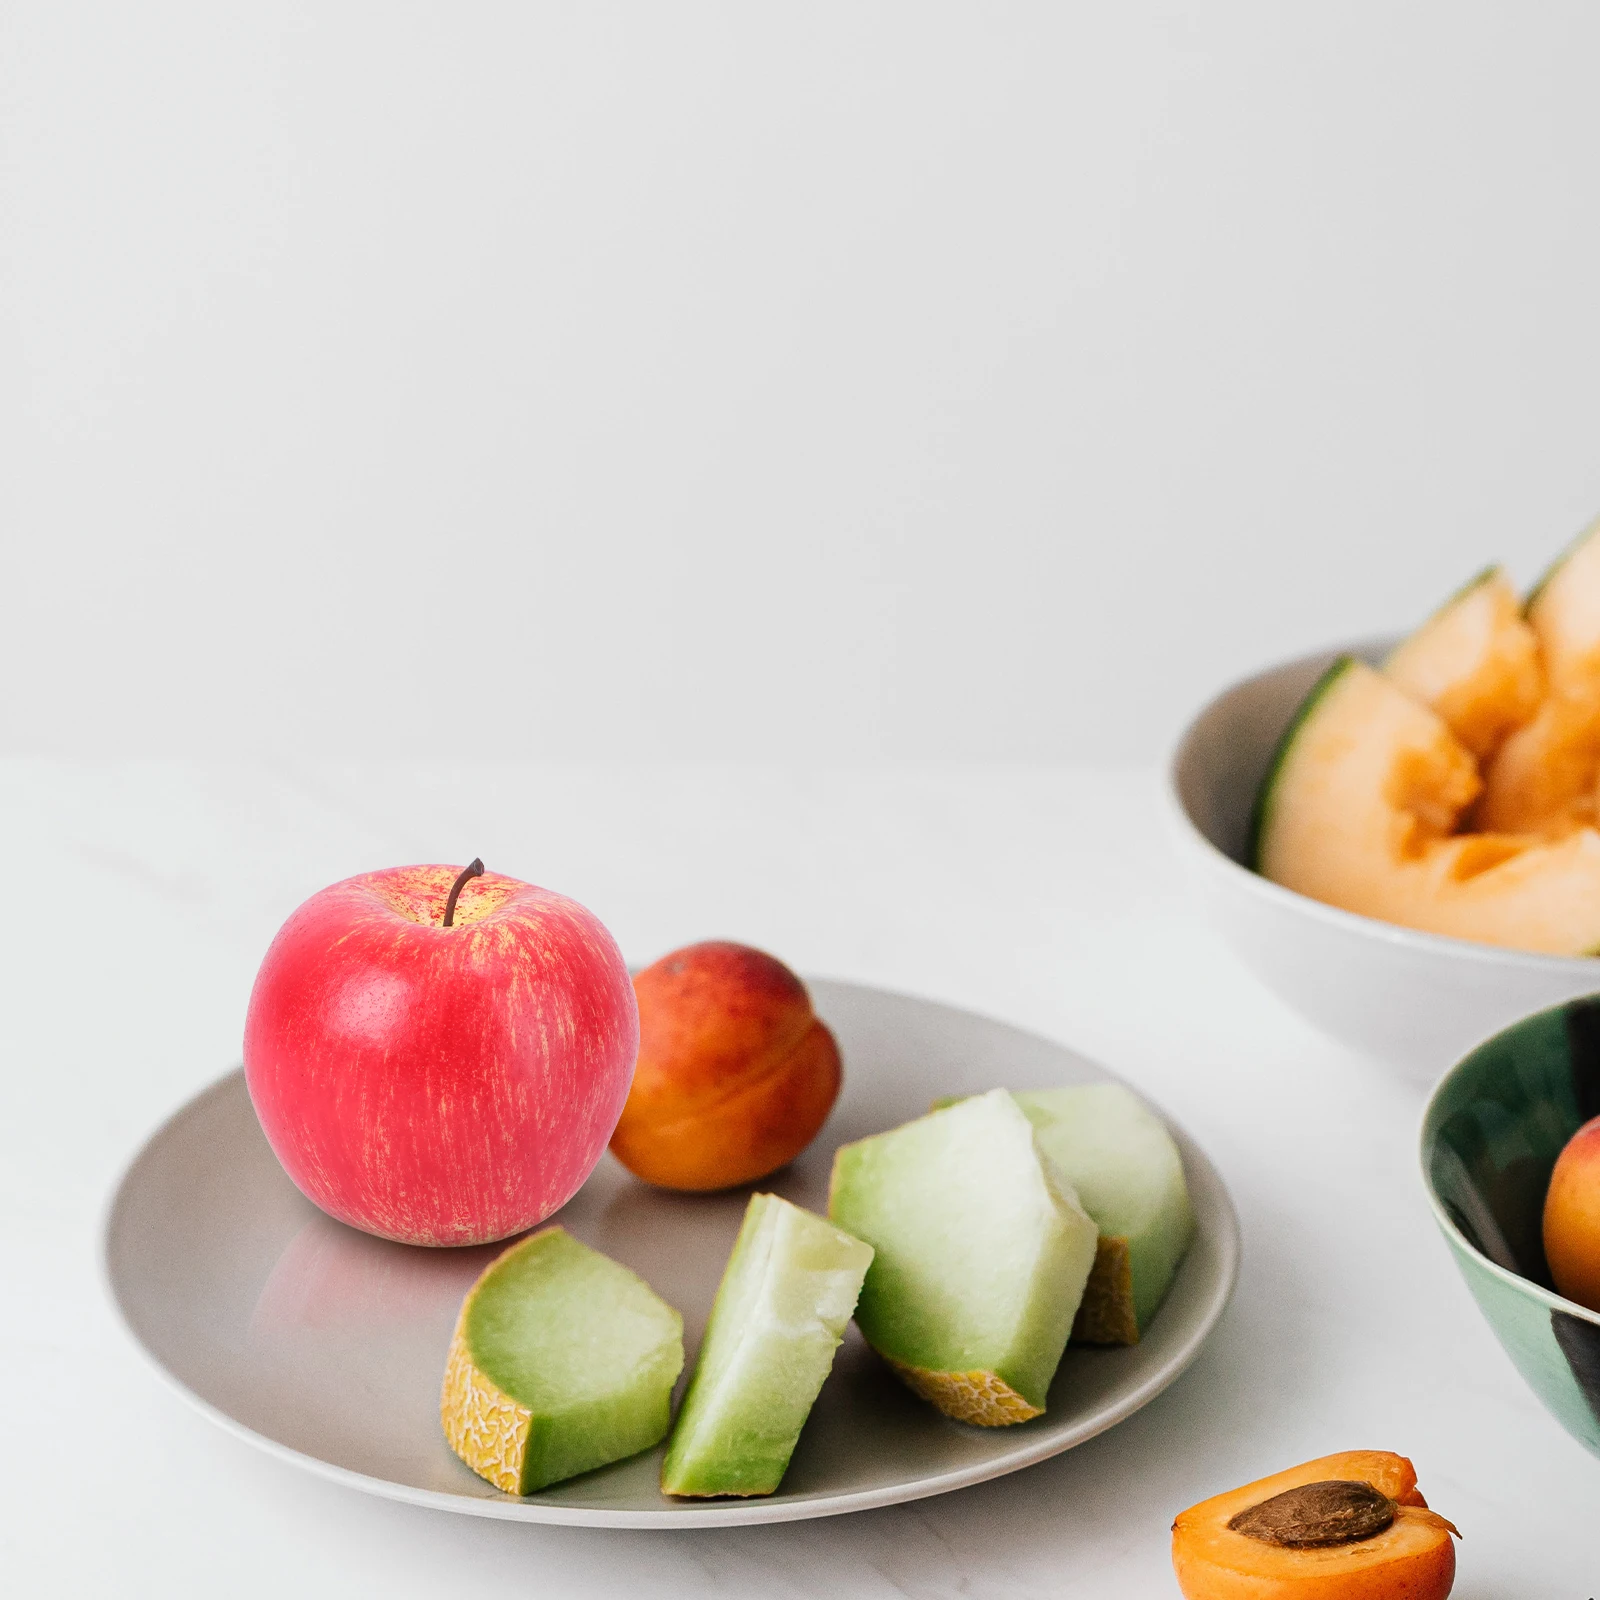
[882,1358,1044,1426]
[1071,1236,1139,1347]
[439,1227,684,1496]
[1248,656,1358,872]
[441,1320,535,1494]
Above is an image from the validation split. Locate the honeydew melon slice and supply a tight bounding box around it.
[1382,565,1542,761]
[1253,657,1600,953]
[661,1194,872,1497]
[827,1089,1098,1425]
[441,1227,684,1494]
[1479,520,1600,835]
[928,1085,1196,1344]
[1011,1085,1195,1343]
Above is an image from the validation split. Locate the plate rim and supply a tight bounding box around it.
[103,976,1241,1528]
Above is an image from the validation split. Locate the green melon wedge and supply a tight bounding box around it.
[828,1089,1098,1426]
[441,1227,684,1495]
[661,1194,872,1497]
[1011,1086,1194,1343]
[928,1085,1195,1345]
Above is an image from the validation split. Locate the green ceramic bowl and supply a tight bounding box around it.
[1421,998,1600,1458]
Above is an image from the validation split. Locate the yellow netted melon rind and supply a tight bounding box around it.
[440,1312,533,1495]
[882,1356,1043,1426]
[1072,1235,1139,1347]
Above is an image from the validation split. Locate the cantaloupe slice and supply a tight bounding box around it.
[661,1194,872,1497]
[1479,519,1600,835]
[1382,565,1542,761]
[1254,657,1600,953]
[441,1228,684,1494]
[1012,1085,1195,1343]
[828,1090,1099,1425]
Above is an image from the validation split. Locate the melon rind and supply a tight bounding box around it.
[441,1227,684,1495]
[1072,1237,1139,1347]
[1248,656,1358,872]
[1524,513,1600,619]
[827,1090,1098,1423]
[661,1194,872,1498]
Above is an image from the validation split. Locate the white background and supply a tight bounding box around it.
[9,3,1600,761]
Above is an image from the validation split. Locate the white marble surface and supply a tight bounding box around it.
[3,759,1594,1596]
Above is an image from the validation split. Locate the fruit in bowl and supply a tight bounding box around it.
[1543,1115,1600,1312]
[1255,533,1600,955]
[1169,534,1600,1075]
[1422,997,1600,1461]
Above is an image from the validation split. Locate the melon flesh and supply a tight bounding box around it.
[1479,521,1600,835]
[661,1194,871,1497]
[828,1089,1098,1425]
[1254,658,1600,954]
[1382,565,1542,761]
[441,1228,684,1494]
[1012,1085,1194,1341]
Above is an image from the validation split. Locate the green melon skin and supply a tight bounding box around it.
[828,1089,1099,1416]
[661,1194,873,1498]
[1010,1086,1195,1331]
[1247,655,1357,873]
[457,1229,684,1494]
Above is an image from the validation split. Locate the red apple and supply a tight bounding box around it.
[243,861,638,1246]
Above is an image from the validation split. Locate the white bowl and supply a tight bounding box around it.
[1167,639,1600,1083]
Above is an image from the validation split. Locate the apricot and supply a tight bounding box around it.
[609,941,842,1191]
[1171,1451,1458,1600]
[1544,1115,1600,1311]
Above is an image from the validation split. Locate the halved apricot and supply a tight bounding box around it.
[1172,1451,1458,1600]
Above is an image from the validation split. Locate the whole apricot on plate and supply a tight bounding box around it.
[1171,1450,1459,1600]
[609,942,842,1191]
[1544,1115,1600,1311]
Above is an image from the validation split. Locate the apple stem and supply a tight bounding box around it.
[442,859,485,928]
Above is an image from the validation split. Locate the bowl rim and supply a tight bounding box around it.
[1166,637,1600,976]
[1418,1013,1600,1329]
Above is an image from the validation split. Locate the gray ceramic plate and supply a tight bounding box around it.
[105,980,1239,1527]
